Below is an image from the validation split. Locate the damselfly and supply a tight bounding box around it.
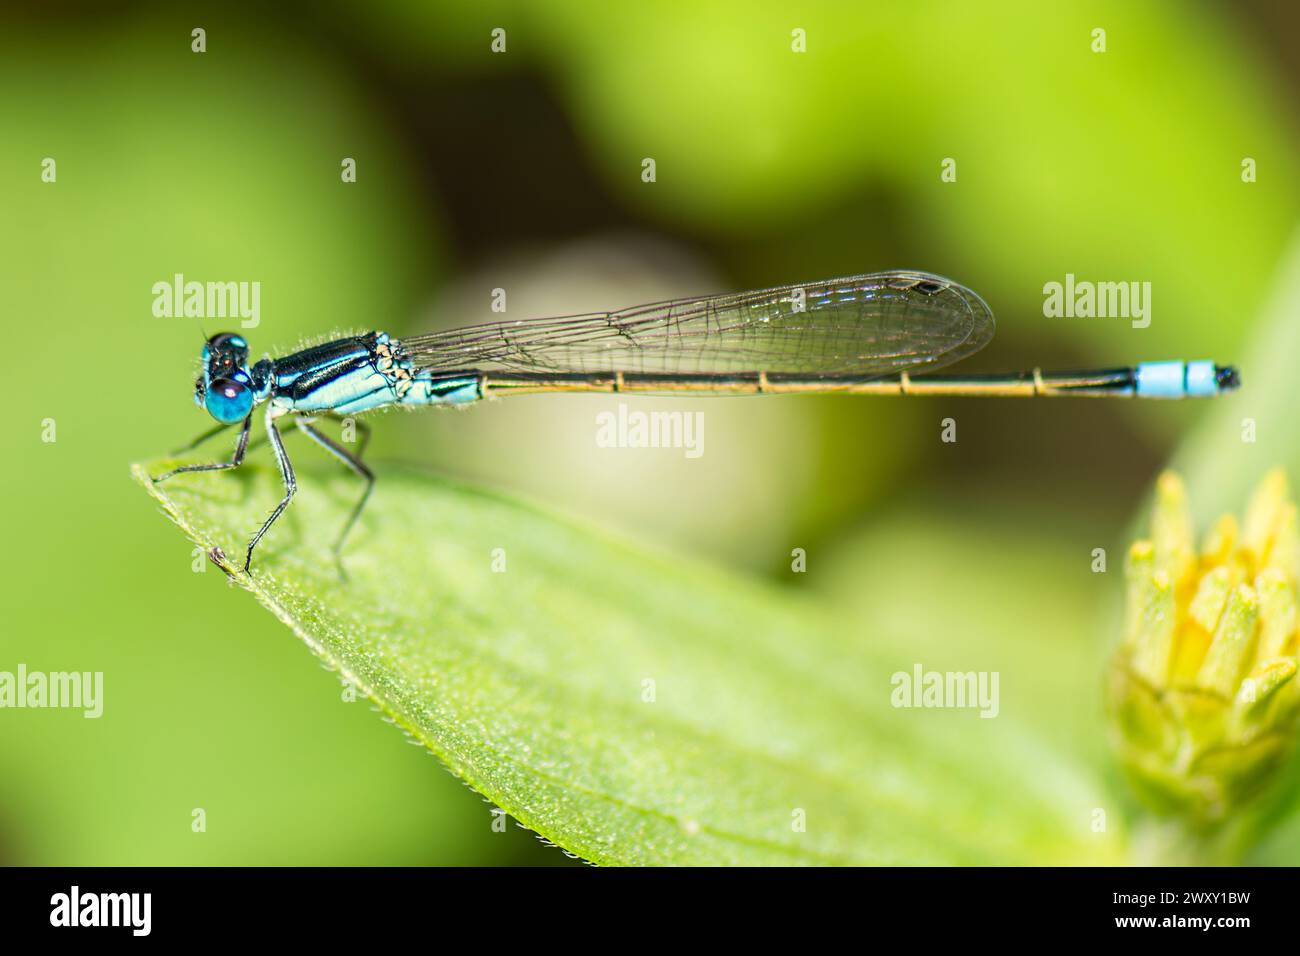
[155,270,1240,573]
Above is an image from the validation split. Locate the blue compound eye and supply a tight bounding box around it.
[204,377,253,423]
[207,332,247,352]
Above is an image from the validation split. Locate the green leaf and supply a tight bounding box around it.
[133,456,1119,865]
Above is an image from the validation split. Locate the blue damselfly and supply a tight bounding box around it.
[155,270,1240,572]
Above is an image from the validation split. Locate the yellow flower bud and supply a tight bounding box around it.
[1108,468,1300,825]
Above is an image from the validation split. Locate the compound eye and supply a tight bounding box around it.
[207,332,246,349]
[204,377,253,423]
[206,332,249,358]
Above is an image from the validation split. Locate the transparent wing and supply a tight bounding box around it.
[396,271,995,379]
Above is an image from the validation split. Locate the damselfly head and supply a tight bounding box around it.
[197,332,255,423]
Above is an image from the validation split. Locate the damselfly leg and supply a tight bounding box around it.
[249,411,366,464]
[168,420,236,457]
[243,405,296,574]
[296,418,374,560]
[153,414,252,483]
[156,411,371,574]
[327,414,371,459]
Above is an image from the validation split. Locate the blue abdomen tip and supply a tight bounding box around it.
[1135,360,1230,398]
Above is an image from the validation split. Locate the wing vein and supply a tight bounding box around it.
[396,271,994,380]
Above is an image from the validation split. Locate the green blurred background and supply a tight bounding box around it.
[2,0,1298,864]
